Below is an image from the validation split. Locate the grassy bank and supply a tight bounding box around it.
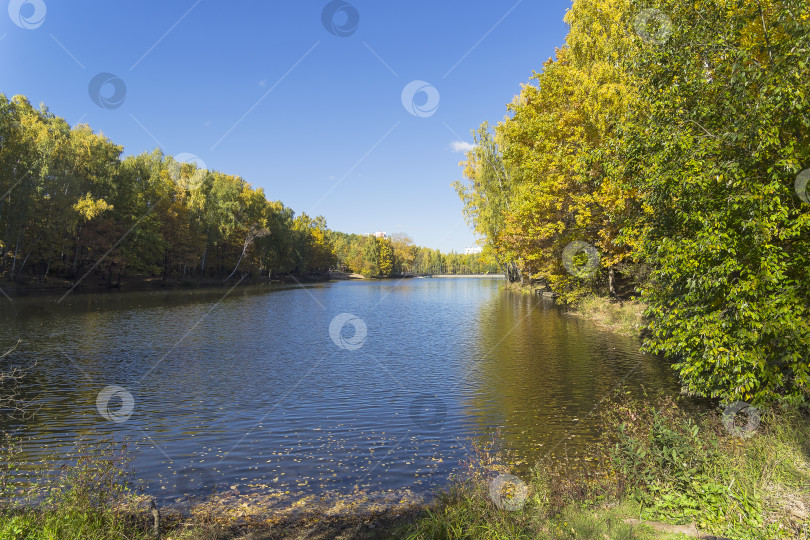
[506,281,648,337]
[567,295,647,337]
[3,396,807,539]
[406,395,810,539]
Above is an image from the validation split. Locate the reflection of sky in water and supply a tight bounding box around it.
[1,279,679,505]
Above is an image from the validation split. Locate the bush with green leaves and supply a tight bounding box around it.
[0,439,149,540]
[623,0,810,405]
[602,394,809,538]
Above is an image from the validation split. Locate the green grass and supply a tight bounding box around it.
[404,394,810,539]
[404,494,695,539]
[0,440,151,540]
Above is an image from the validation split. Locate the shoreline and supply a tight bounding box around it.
[0,274,332,299]
[504,280,648,338]
[7,399,807,539]
[4,281,807,539]
[429,274,504,278]
[0,272,504,296]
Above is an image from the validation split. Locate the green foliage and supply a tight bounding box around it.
[0,94,337,285]
[0,94,496,287]
[377,237,395,277]
[603,395,810,538]
[406,397,810,539]
[454,0,640,297]
[292,213,336,275]
[454,124,518,280]
[0,439,151,540]
[329,231,499,278]
[610,409,765,532]
[624,0,810,405]
[453,0,810,404]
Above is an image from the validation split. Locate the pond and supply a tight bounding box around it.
[0,278,678,512]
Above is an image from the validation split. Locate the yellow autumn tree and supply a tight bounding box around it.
[495,0,641,301]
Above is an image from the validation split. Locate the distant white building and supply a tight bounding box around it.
[465,246,483,255]
[373,231,387,239]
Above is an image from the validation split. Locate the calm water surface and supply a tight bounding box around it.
[0,278,678,506]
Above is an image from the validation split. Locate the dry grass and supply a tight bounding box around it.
[569,296,647,337]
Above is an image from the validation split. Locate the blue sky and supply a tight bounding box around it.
[2,0,571,252]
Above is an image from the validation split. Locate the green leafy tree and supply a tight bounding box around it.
[454,124,520,281]
[624,0,810,404]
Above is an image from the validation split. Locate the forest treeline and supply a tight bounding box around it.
[455,0,809,404]
[0,93,337,285]
[0,94,495,288]
[330,232,498,277]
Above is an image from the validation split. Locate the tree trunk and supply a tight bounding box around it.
[71,231,82,276]
[9,227,22,279]
[17,249,31,276]
[504,261,521,283]
[225,233,253,281]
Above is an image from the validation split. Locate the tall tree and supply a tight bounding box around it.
[625,0,810,404]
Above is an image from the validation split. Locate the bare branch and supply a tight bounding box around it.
[0,339,21,360]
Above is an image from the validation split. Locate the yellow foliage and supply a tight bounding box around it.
[73,194,113,221]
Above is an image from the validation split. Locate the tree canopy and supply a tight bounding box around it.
[455,0,810,404]
[0,94,496,289]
